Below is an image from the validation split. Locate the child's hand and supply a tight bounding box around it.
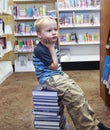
[45,42,55,50]
[43,38,56,50]
[44,38,56,44]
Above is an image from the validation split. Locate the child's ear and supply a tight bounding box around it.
[37,32,41,38]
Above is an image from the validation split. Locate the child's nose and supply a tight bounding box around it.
[52,30,57,35]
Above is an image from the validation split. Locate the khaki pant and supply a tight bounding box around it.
[41,73,99,130]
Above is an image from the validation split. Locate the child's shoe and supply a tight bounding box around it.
[97,122,110,130]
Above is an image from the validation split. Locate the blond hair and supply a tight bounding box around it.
[34,16,56,32]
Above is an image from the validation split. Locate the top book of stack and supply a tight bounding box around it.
[32,86,58,97]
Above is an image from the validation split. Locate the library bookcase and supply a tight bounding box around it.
[100,0,110,106]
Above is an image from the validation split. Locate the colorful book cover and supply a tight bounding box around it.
[101,55,110,84]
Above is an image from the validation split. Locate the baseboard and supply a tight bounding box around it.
[61,61,99,70]
[12,61,99,72]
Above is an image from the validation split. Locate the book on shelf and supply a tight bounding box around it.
[18,55,28,66]
[0,37,6,49]
[106,29,110,49]
[107,29,110,45]
[101,55,110,84]
[101,29,110,89]
[101,55,110,93]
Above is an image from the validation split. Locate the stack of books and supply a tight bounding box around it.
[32,86,68,130]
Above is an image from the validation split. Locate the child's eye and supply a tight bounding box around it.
[46,28,58,32]
[47,29,52,32]
[55,28,58,31]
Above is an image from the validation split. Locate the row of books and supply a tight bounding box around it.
[101,55,110,94]
[60,32,99,42]
[60,13,99,25]
[0,18,5,36]
[32,86,70,130]
[57,0,100,8]
[14,23,35,34]
[14,39,35,52]
[13,4,56,18]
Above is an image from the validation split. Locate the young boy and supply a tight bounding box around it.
[33,16,110,130]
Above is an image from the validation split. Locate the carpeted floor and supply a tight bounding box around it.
[0,70,110,130]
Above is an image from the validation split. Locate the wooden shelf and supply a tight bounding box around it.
[13,0,56,72]
[100,0,110,106]
[13,0,56,3]
[14,50,33,53]
[58,0,100,63]
[58,7,100,12]
[14,33,36,37]
[13,0,36,2]
[60,41,100,46]
[14,16,36,20]
[61,55,99,62]
[59,23,100,28]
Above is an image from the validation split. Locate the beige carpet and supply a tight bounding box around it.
[0,70,110,130]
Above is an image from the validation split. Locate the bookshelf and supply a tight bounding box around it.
[0,0,13,84]
[13,0,56,72]
[100,0,110,106]
[57,0,100,63]
[0,0,12,15]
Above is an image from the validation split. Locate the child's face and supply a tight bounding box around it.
[37,20,58,44]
